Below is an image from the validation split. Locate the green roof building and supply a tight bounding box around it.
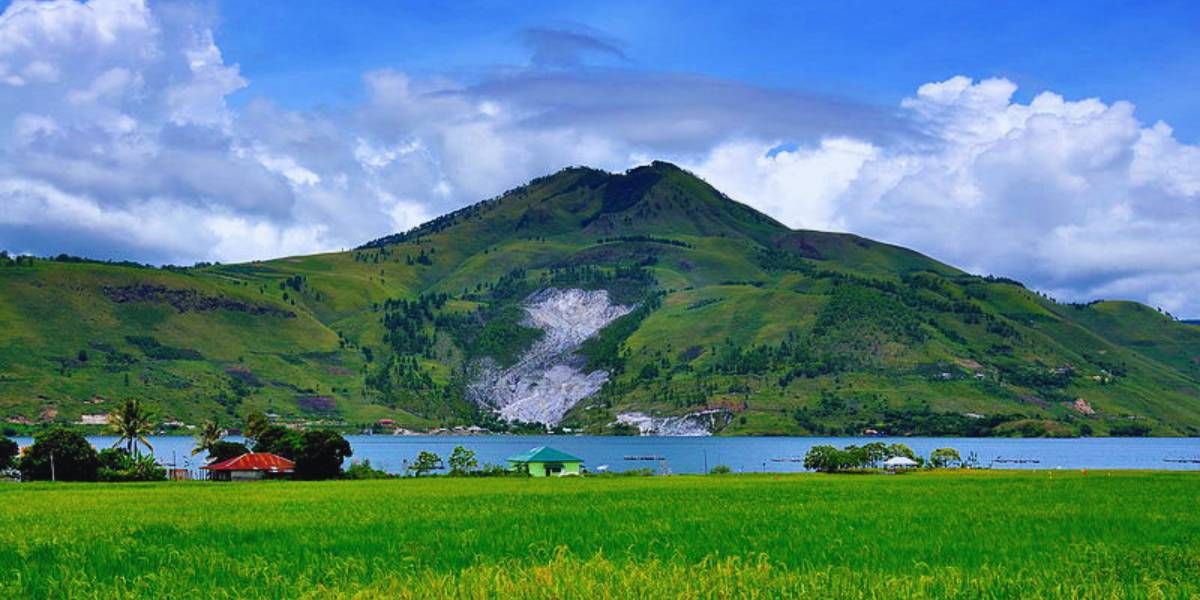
[506,446,584,477]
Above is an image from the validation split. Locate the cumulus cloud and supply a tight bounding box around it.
[0,2,1198,316]
[686,76,1200,315]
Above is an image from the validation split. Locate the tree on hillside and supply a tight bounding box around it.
[107,398,155,458]
[192,420,223,456]
[408,451,441,477]
[244,411,270,445]
[19,428,100,481]
[206,441,249,464]
[448,446,478,476]
[930,448,962,468]
[294,430,352,480]
[0,436,18,472]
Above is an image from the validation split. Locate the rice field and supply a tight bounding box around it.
[1,470,1197,598]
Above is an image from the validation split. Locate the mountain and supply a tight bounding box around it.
[2,162,1199,436]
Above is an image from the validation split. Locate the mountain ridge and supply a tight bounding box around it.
[2,162,1199,436]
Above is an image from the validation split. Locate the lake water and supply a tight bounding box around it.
[14,435,1200,476]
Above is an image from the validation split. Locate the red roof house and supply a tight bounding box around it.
[202,452,295,481]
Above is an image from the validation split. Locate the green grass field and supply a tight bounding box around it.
[1,471,1197,598]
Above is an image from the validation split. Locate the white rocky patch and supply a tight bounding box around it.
[616,409,733,436]
[468,288,631,425]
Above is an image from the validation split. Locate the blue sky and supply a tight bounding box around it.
[1,0,1199,315]
[212,0,1200,141]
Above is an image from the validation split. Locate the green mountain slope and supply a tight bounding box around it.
[2,162,1198,436]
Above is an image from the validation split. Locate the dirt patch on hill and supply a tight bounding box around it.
[103,284,295,318]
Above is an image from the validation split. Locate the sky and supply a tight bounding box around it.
[0,0,1198,316]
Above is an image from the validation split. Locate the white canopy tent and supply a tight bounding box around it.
[883,456,919,469]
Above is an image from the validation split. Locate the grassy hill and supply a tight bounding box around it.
[2,161,1199,436]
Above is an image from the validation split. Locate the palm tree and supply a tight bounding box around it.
[192,420,223,456]
[107,398,155,458]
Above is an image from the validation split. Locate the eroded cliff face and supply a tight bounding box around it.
[468,288,630,424]
[615,409,733,436]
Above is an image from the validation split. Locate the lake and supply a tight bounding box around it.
[13,435,1200,476]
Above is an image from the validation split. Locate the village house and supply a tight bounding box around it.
[78,414,109,426]
[202,452,295,481]
[506,446,584,477]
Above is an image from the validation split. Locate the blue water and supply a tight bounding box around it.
[14,435,1200,476]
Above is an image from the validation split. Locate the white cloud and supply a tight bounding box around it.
[687,76,1200,315]
[0,2,1198,316]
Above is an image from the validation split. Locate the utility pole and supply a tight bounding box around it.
[50,451,56,482]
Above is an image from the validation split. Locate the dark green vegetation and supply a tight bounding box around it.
[0,472,1196,598]
[2,162,1199,435]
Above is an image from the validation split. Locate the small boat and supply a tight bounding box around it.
[623,455,666,461]
[1163,457,1200,464]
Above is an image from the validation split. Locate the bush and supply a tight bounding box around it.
[19,428,100,481]
[709,464,732,475]
[97,449,166,482]
[343,459,392,480]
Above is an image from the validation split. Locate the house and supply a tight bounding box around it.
[202,452,295,481]
[506,446,584,477]
[78,414,109,426]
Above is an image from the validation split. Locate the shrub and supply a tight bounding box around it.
[709,464,732,475]
[97,449,166,482]
[343,459,391,480]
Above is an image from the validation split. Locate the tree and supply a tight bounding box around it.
[0,436,17,472]
[887,443,920,462]
[206,441,249,464]
[930,447,962,468]
[448,446,478,476]
[253,425,301,459]
[106,398,155,458]
[408,450,441,477]
[294,430,352,480]
[192,420,223,456]
[243,411,270,445]
[709,464,732,475]
[804,445,853,473]
[19,428,100,481]
[859,442,890,468]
